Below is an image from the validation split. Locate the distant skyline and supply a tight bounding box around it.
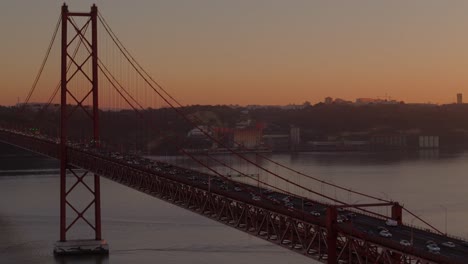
[2,1,468,106]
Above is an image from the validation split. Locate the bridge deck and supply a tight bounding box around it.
[1,129,467,264]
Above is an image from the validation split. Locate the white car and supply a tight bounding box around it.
[442,241,455,248]
[385,219,398,227]
[400,240,411,246]
[426,244,440,251]
[310,211,321,216]
[377,226,388,232]
[379,230,392,238]
[293,244,303,249]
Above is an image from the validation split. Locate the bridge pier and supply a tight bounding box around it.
[54,240,109,255]
[326,207,338,264]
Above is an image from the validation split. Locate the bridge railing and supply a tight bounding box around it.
[2,129,467,263]
[404,221,468,244]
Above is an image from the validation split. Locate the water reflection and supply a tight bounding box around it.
[54,255,109,264]
[3,143,468,263]
[287,149,461,165]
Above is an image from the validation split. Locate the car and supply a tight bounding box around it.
[426,240,436,245]
[282,196,291,202]
[304,201,314,206]
[426,244,440,251]
[347,212,356,218]
[379,230,392,238]
[310,211,321,216]
[400,240,411,246]
[293,244,303,249]
[337,217,345,223]
[271,198,280,205]
[385,219,398,227]
[234,187,242,192]
[377,226,388,232]
[442,241,455,248]
[339,215,349,222]
[252,195,261,201]
[337,207,345,212]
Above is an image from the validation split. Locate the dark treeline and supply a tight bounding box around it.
[2,103,468,153]
[251,103,468,134]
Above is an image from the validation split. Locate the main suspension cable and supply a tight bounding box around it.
[23,13,62,108]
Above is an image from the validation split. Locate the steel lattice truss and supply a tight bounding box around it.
[58,4,102,242]
[0,130,459,264]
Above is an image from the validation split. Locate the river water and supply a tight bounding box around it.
[1,142,467,264]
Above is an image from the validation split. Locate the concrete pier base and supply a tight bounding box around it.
[54,239,109,255]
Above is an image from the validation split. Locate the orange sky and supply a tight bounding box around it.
[2,1,468,106]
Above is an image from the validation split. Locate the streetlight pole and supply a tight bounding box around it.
[410,217,418,246]
[302,197,305,221]
[440,205,447,235]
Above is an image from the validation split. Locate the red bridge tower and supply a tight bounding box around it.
[54,4,108,255]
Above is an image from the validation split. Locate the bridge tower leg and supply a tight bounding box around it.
[391,202,403,225]
[389,202,404,263]
[54,4,108,255]
[326,207,338,264]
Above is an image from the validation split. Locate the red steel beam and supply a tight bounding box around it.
[336,202,394,208]
[68,12,91,17]
[91,4,102,241]
[58,3,103,244]
[59,3,68,242]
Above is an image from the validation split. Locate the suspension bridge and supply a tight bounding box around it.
[1,4,467,264]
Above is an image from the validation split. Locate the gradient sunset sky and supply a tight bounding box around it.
[2,0,468,106]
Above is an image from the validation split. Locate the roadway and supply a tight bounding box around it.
[72,136,468,263]
[1,128,468,263]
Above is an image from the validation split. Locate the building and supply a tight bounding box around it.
[290,126,301,151]
[333,98,353,104]
[457,93,463,104]
[355,98,378,105]
[15,102,60,112]
[187,126,211,138]
[263,134,289,152]
[355,98,400,105]
[233,128,262,149]
[370,135,407,149]
[419,136,439,149]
